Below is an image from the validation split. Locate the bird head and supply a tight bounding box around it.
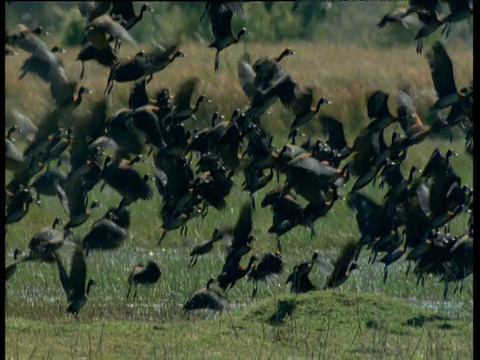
[237,28,248,38]
[51,45,66,53]
[142,3,154,13]
[174,51,187,59]
[32,26,49,36]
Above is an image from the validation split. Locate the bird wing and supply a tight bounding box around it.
[232,202,253,248]
[69,246,88,299]
[79,1,112,21]
[110,1,136,21]
[446,0,471,13]
[69,127,90,174]
[53,179,70,215]
[408,0,441,13]
[65,175,87,218]
[48,66,75,106]
[237,58,257,99]
[275,77,311,115]
[318,115,348,151]
[347,192,382,218]
[83,98,108,141]
[366,90,390,119]
[209,4,234,40]
[426,41,458,99]
[396,90,424,134]
[329,240,358,278]
[12,109,38,142]
[91,15,137,44]
[174,77,198,111]
[415,183,432,217]
[54,252,72,300]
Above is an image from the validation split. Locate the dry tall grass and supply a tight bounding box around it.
[5,41,473,139]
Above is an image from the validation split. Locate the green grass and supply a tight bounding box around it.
[5,38,473,359]
[5,291,473,359]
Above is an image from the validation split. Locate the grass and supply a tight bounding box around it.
[5,38,473,359]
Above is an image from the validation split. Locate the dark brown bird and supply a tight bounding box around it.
[441,0,473,39]
[100,155,153,207]
[183,278,226,315]
[261,186,305,252]
[18,45,66,83]
[412,10,444,55]
[110,2,154,30]
[83,15,137,51]
[6,24,55,65]
[247,252,284,297]
[54,246,96,317]
[128,77,156,109]
[168,77,212,126]
[203,1,248,72]
[222,202,255,270]
[377,7,416,29]
[5,187,34,225]
[12,217,64,265]
[286,251,319,294]
[323,241,360,290]
[82,207,130,256]
[188,228,224,268]
[105,45,186,94]
[76,43,118,80]
[289,93,331,130]
[78,1,112,22]
[426,41,472,123]
[126,260,162,300]
[217,255,258,297]
[62,176,99,235]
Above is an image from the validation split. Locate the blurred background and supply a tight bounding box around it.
[5,1,473,47]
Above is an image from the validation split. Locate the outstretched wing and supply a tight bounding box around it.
[319,115,348,151]
[237,57,256,99]
[426,41,457,100]
[69,246,88,300]
[232,202,253,248]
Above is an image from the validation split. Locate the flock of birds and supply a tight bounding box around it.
[5,0,473,318]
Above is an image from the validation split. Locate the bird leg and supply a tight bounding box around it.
[114,39,122,52]
[441,22,451,39]
[80,62,85,80]
[181,224,188,237]
[276,236,283,254]
[133,285,138,301]
[453,281,460,295]
[383,266,389,284]
[416,273,425,287]
[126,284,132,300]
[189,255,198,268]
[158,230,167,245]
[202,205,209,219]
[405,261,412,278]
[214,50,220,73]
[252,281,258,298]
[250,193,256,211]
[309,222,316,239]
[443,279,449,301]
[416,38,423,55]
